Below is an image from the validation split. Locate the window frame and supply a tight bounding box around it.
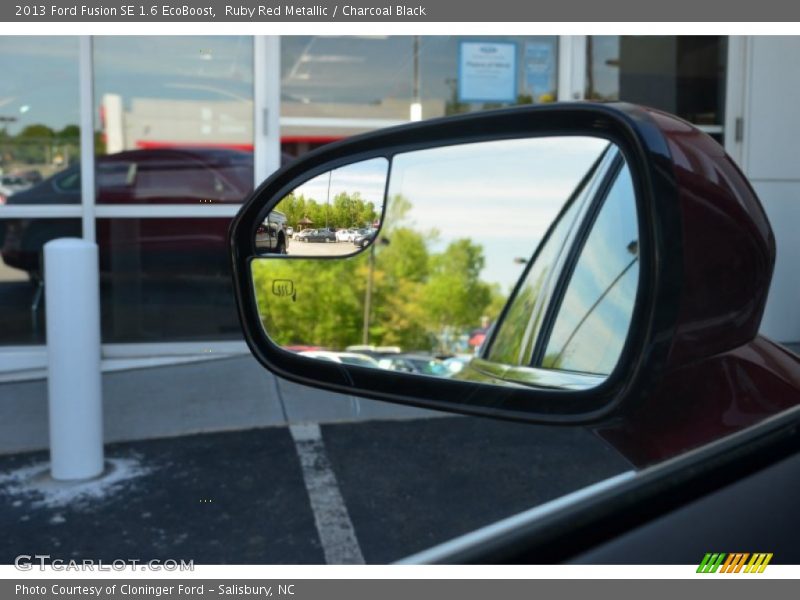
[481,146,620,369]
[0,35,279,364]
[478,148,640,387]
[531,154,635,373]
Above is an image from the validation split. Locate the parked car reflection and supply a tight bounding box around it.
[299,350,380,368]
[294,228,337,243]
[377,354,450,377]
[0,147,255,279]
[0,175,34,204]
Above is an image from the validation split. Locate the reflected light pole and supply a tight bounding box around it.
[0,115,17,135]
[410,36,422,122]
[362,236,390,346]
[325,170,332,229]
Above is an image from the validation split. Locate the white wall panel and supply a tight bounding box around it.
[742,37,800,342]
[755,183,800,341]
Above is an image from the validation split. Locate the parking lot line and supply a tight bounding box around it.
[290,423,365,564]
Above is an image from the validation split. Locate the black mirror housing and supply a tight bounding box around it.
[229,102,769,426]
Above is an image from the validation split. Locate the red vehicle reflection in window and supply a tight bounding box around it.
[0,148,254,278]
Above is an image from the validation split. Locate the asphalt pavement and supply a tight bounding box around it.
[286,239,361,257]
[0,355,442,455]
[0,417,630,564]
[2,345,798,564]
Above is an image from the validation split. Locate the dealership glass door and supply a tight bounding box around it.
[585,36,727,143]
[0,37,82,352]
[279,36,560,159]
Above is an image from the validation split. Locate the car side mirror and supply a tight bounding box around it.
[229,103,775,425]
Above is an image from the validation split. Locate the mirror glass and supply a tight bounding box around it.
[251,136,639,390]
[256,158,389,257]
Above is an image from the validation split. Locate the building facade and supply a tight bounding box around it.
[0,35,798,373]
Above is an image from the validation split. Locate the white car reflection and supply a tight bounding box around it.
[298,350,380,369]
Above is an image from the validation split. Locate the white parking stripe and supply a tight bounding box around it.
[290,423,365,564]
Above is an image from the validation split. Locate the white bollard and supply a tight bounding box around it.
[44,238,104,480]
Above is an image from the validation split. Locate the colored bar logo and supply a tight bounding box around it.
[697,553,773,573]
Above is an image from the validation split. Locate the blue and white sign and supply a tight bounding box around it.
[524,41,556,100]
[458,41,518,103]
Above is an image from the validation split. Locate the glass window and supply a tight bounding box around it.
[542,165,639,375]
[0,218,82,345]
[419,36,559,115]
[486,195,584,366]
[0,38,81,347]
[96,218,240,343]
[53,169,81,195]
[97,161,137,189]
[586,36,726,142]
[93,36,254,204]
[281,36,415,158]
[0,37,80,206]
[122,150,251,205]
[280,36,558,159]
[486,148,610,366]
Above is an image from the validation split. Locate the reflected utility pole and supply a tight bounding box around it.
[0,115,17,134]
[362,237,389,346]
[325,169,332,229]
[410,36,422,122]
[362,244,376,345]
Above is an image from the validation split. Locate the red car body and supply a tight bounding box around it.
[596,109,800,467]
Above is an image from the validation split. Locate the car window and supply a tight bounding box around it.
[97,161,137,188]
[485,197,584,366]
[134,156,218,201]
[540,164,639,375]
[485,148,614,366]
[413,359,448,376]
[54,170,81,192]
[338,355,377,368]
